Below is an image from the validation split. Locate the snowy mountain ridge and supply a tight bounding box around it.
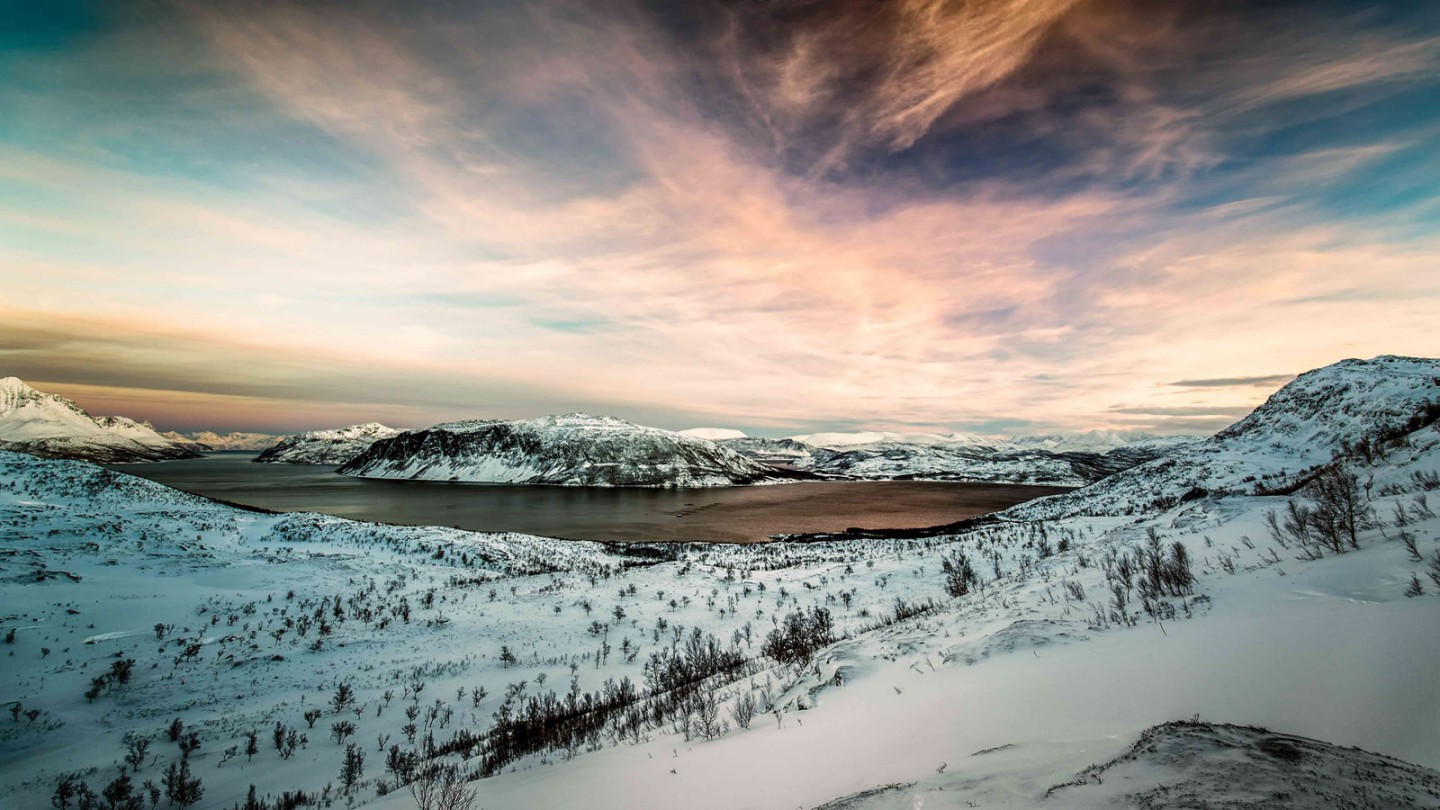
[0,377,199,463]
[796,441,1153,486]
[719,431,1194,486]
[1006,429,1194,455]
[1010,354,1440,520]
[160,430,281,452]
[253,422,402,465]
[340,413,792,486]
[782,428,1192,454]
[787,429,999,448]
[677,427,747,441]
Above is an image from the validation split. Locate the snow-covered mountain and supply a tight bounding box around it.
[160,430,280,452]
[787,429,994,447]
[340,413,793,486]
[697,429,1192,483]
[718,436,824,466]
[2,355,1438,809]
[0,377,199,463]
[1006,429,1194,455]
[721,430,1191,485]
[1012,354,1440,519]
[677,427,747,441]
[253,422,401,464]
[799,441,1146,485]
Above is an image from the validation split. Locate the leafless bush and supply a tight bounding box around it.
[729,690,757,730]
[1402,532,1422,562]
[409,762,476,810]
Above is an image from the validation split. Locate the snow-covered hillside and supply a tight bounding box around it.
[723,430,1193,486]
[162,431,281,452]
[2,356,1438,809]
[1011,355,1440,520]
[0,378,199,463]
[340,413,792,487]
[718,436,824,467]
[254,423,402,465]
[798,441,1141,485]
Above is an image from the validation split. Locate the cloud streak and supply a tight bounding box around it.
[1170,375,1297,389]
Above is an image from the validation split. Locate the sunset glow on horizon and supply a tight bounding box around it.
[4,0,1439,436]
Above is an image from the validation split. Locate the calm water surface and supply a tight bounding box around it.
[112,453,1069,543]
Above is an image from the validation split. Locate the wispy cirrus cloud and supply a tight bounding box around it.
[717,0,1084,166]
[2,0,1439,435]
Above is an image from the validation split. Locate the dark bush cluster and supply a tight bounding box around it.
[940,549,979,597]
[761,606,836,665]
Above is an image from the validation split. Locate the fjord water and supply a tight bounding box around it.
[112,452,1069,543]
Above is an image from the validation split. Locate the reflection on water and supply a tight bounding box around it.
[112,453,1070,543]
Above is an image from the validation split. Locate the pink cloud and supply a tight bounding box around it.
[4,1,1438,435]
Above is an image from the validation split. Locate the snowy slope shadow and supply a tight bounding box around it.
[1045,719,1440,809]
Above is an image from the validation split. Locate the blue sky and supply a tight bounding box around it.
[1,0,1438,435]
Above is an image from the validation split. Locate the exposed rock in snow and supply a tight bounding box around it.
[1046,720,1440,809]
[823,721,1440,809]
[340,413,795,486]
[253,422,401,464]
[677,427,747,441]
[159,430,280,452]
[0,377,200,462]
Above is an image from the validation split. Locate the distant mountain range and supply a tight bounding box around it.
[254,423,402,465]
[339,413,792,487]
[0,377,200,463]
[254,419,1197,487]
[161,430,281,452]
[712,431,1194,486]
[0,376,1201,487]
[676,427,748,441]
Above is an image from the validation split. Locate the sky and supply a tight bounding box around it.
[2,0,1438,437]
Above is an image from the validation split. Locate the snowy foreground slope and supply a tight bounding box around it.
[255,424,403,465]
[0,378,199,463]
[1,356,1439,809]
[340,413,791,486]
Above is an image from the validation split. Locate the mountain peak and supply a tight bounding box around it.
[254,422,403,464]
[0,378,200,462]
[0,377,42,406]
